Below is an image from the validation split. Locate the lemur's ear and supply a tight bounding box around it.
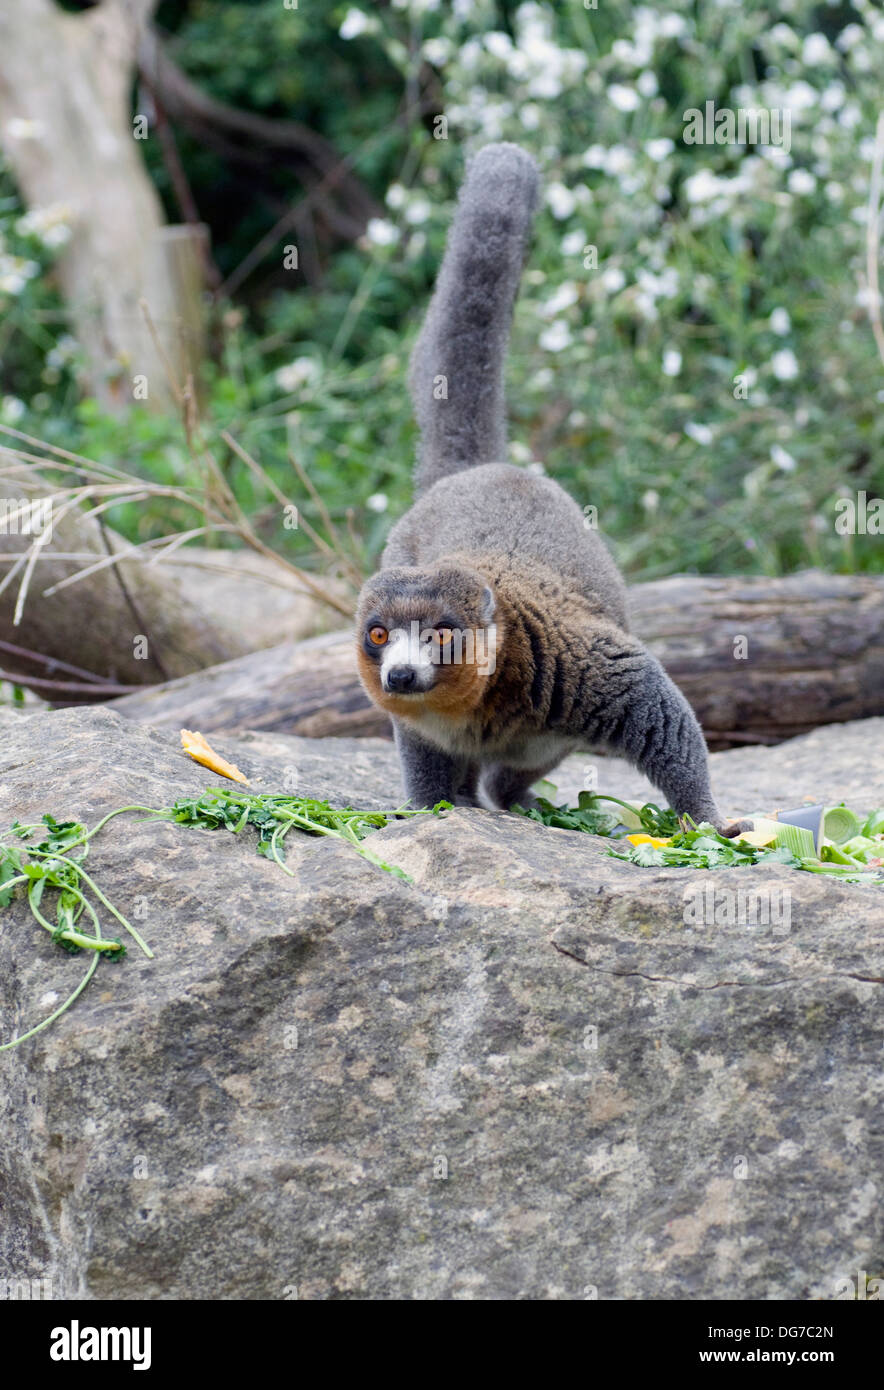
[480,586,496,623]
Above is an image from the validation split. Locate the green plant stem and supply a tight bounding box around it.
[0,952,99,1052]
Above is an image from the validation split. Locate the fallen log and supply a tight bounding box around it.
[112,570,884,748]
[0,469,345,692]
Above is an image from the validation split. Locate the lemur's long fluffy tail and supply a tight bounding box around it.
[410,142,540,495]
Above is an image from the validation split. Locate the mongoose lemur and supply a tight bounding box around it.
[356,142,748,836]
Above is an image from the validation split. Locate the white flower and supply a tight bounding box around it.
[684,169,723,204]
[658,14,687,39]
[484,32,513,60]
[611,40,643,69]
[275,358,321,393]
[541,282,579,317]
[0,253,39,296]
[645,137,674,162]
[365,218,400,247]
[607,84,640,113]
[42,224,70,248]
[15,202,73,246]
[782,81,818,112]
[5,118,44,141]
[582,145,608,170]
[769,23,800,49]
[835,24,865,53]
[600,266,626,293]
[802,33,833,65]
[1,396,26,422]
[458,38,483,70]
[637,70,658,98]
[366,493,389,513]
[539,321,573,352]
[339,8,374,40]
[385,184,406,210]
[787,169,816,195]
[637,266,679,299]
[770,444,796,471]
[404,196,431,225]
[662,348,682,377]
[770,348,799,380]
[520,103,542,130]
[509,440,533,463]
[758,143,792,169]
[685,421,714,445]
[769,308,791,335]
[642,489,660,512]
[825,181,844,203]
[421,37,452,66]
[820,82,846,113]
[605,146,635,176]
[560,229,587,257]
[546,183,577,219]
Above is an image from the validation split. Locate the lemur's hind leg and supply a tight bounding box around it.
[393,720,477,808]
[480,761,561,812]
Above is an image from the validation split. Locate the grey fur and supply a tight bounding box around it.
[382,462,629,632]
[357,143,747,836]
[410,142,540,494]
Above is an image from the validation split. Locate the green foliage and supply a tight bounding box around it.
[0,810,154,1052]
[3,0,884,576]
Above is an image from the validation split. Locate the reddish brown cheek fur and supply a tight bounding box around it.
[356,645,487,720]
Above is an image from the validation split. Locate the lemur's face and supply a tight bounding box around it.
[356,565,498,717]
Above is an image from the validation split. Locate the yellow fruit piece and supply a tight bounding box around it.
[626,834,671,848]
[736,828,779,848]
[181,729,249,784]
[734,818,781,847]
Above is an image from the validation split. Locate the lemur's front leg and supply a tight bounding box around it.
[393,720,478,808]
[563,627,751,837]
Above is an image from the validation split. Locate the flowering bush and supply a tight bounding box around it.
[337,0,884,577]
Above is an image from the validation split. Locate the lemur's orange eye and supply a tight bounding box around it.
[368,625,388,647]
[434,627,454,646]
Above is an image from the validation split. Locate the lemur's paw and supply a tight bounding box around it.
[718,818,755,839]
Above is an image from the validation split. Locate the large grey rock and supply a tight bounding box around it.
[0,707,881,1300]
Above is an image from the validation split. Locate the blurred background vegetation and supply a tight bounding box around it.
[2,0,884,581]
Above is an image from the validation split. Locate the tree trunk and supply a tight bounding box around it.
[110,571,884,748]
[0,0,196,410]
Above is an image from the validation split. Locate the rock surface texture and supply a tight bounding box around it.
[0,708,881,1299]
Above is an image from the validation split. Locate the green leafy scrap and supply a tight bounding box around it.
[514,792,883,884]
[153,787,447,881]
[0,793,448,1052]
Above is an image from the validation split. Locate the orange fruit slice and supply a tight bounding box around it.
[181,729,249,785]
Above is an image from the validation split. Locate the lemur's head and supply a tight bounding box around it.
[356,564,498,716]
